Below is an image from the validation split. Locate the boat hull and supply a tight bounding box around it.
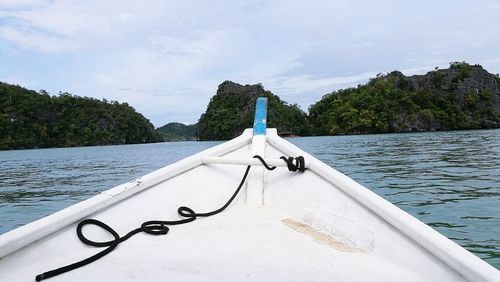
[0,129,498,281]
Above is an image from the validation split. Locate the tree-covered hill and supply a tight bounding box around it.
[309,62,500,135]
[156,122,197,141]
[0,82,162,150]
[5,62,500,148]
[197,81,310,140]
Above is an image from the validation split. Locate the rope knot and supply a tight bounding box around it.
[280,156,306,172]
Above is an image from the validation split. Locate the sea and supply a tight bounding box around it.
[0,129,498,269]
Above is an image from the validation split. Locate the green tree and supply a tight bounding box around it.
[0,82,162,150]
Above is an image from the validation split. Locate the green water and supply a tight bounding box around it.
[0,129,498,269]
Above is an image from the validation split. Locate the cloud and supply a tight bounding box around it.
[0,15,76,52]
[1,0,500,126]
[0,0,49,10]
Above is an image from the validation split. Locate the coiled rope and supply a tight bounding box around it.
[280,156,306,172]
[35,154,305,281]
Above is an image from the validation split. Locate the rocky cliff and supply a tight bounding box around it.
[197,81,309,140]
[309,62,500,135]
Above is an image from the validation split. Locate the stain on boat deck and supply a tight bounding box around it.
[282,218,363,253]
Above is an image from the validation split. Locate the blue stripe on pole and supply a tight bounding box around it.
[253,97,267,135]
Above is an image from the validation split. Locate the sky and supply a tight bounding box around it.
[1,0,500,127]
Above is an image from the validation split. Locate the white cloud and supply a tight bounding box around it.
[1,0,499,126]
[0,0,49,10]
[265,72,378,96]
[0,24,75,52]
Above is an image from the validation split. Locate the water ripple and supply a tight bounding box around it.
[0,130,498,269]
[0,141,221,235]
[290,129,500,269]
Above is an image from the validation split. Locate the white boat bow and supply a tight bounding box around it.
[0,98,498,281]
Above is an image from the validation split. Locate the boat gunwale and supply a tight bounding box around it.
[0,129,253,259]
[1,128,498,281]
[266,131,499,281]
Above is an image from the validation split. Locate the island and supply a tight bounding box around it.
[308,62,500,135]
[2,62,499,149]
[0,83,162,150]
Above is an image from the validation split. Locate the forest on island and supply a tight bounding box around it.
[0,83,162,150]
[196,63,499,140]
[156,122,197,141]
[2,62,499,149]
[196,81,310,140]
[308,63,500,135]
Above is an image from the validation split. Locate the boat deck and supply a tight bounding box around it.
[1,129,497,281]
[1,205,433,282]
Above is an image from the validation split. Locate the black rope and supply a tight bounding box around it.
[252,155,277,171]
[280,156,306,172]
[35,154,304,281]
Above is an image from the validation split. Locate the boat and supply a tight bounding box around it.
[0,97,498,281]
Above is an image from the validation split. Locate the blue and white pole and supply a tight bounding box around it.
[253,97,268,136]
[248,97,268,206]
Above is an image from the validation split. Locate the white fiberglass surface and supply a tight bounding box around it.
[0,138,466,281]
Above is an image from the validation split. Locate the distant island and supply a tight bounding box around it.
[193,62,500,140]
[156,122,197,141]
[0,83,162,150]
[197,81,310,140]
[1,62,499,149]
[309,62,500,135]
